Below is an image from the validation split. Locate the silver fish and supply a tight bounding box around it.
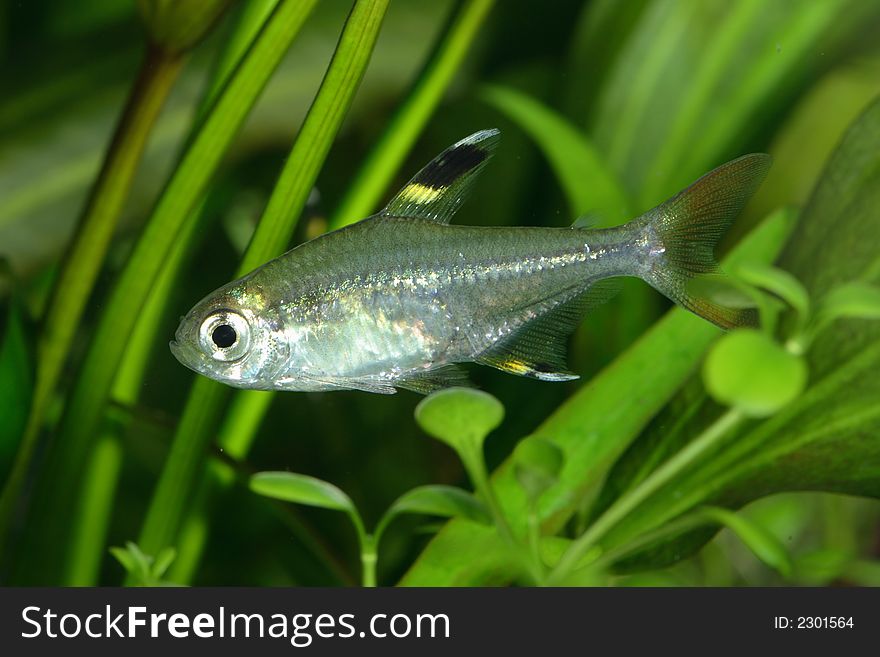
[170,129,770,394]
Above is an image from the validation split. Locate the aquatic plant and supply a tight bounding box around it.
[1,0,880,587]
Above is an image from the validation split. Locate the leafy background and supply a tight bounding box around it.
[1,0,879,586]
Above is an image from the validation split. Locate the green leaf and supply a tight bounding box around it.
[415,387,504,455]
[792,548,852,585]
[0,45,185,558]
[110,541,177,585]
[384,485,491,529]
[513,437,565,502]
[0,303,31,480]
[842,559,880,586]
[817,281,880,323]
[480,84,631,224]
[699,506,792,577]
[590,0,876,209]
[110,541,153,583]
[197,0,283,121]
[10,0,321,582]
[703,329,807,417]
[400,206,796,585]
[561,0,651,125]
[152,547,177,580]
[64,434,124,586]
[732,262,810,324]
[109,547,138,576]
[250,472,355,513]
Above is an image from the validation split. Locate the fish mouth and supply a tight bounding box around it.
[168,340,205,375]
[169,339,190,368]
[169,336,201,374]
[169,320,193,364]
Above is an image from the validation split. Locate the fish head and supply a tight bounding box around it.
[170,277,288,388]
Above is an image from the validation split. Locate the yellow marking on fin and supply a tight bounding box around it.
[498,357,532,375]
[400,182,445,204]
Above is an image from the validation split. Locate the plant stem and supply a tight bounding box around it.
[361,534,378,588]
[459,441,543,583]
[458,442,516,546]
[525,504,546,583]
[588,511,711,573]
[0,47,182,554]
[549,408,744,583]
[62,432,125,586]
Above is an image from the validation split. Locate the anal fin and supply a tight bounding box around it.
[476,280,621,381]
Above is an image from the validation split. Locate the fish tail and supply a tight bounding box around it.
[638,153,771,329]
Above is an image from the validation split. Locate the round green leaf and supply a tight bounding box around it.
[703,329,807,417]
[818,281,880,322]
[513,436,565,501]
[387,485,491,525]
[249,471,354,513]
[415,387,504,454]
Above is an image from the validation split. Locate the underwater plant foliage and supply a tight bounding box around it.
[1,0,880,587]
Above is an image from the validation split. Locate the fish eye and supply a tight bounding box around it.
[211,324,237,348]
[199,310,251,362]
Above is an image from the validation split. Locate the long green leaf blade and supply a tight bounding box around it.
[480,84,631,224]
[7,0,319,582]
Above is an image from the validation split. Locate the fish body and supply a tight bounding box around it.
[171,130,770,394]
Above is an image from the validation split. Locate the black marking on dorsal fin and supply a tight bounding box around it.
[396,363,474,395]
[379,129,500,224]
[476,280,621,381]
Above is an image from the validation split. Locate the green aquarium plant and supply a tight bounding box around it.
[251,469,489,587]
[1,0,879,588]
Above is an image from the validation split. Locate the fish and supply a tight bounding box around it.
[170,129,770,394]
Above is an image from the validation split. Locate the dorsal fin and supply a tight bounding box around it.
[476,280,621,380]
[379,129,500,224]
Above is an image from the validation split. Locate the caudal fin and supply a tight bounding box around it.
[643,153,771,329]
